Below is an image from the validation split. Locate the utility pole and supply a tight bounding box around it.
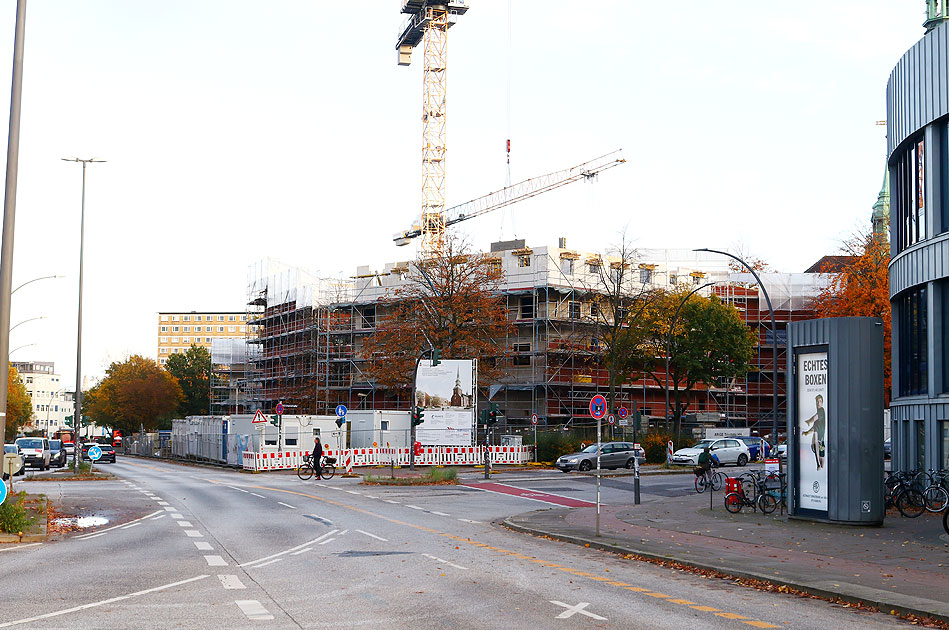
[63,157,106,472]
[0,0,28,451]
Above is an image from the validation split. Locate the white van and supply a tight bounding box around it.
[15,437,51,470]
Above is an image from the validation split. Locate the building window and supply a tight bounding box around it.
[172,326,179,332]
[183,315,190,321]
[229,315,236,321]
[228,326,236,332]
[172,337,179,343]
[241,315,247,321]
[161,315,168,322]
[569,301,581,319]
[160,326,168,332]
[239,326,246,332]
[895,137,926,252]
[206,337,212,343]
[218,316,225,321]
[218,327,225,332]
[561,258,574,275]
[513,343,530,366]
[670,274,677,285]
[898,286,928,396]
[588,262,600,274]
[361,307,376,328]
[639,269,653,284]
[518,255,531,268]
[160,337,168,343]
[183,326,190,332]
[520,297,534,319]
[590,302,599,318]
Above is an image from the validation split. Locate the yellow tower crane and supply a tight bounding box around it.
[396,1,469,257]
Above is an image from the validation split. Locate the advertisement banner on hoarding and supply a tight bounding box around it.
[797,351,828,513]
[416,359,476,446]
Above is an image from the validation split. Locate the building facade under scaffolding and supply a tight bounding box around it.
[240,243,828,438]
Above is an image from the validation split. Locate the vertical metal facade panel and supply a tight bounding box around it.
[787,318,884,524]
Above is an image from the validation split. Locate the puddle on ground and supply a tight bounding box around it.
[52,516,109,528]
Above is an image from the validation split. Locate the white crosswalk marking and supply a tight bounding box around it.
[204,555,227,566]
[235,600,273,621]
[218,575,245,590]
[194,542,213,551]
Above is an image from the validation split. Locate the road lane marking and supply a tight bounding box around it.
[240,531,338,567]
[252,558,283,568]
[457,519,482,524]
[204,555,228,566]
[164,507,177,512]
[667,599,696,605]
[405,505,424,510]
[177,521,193,527]
[157,501,169,506]
[0,543,40,552]
[430,511,450,516]
[463,482,598,508]
[0,575,209,628]
[78,532,106,540]
[218,575,246,589]
[249,492,264,498]
[383,500,400,504]
[170,514,183,519]
[184,530,203,537]
[303,514,333,526]
[356,530,387,542]
[690,606,721,612]
[120,522,141,530]
[421,554,468,570]
[318,538,336,545]
[345,490,361,495]
[278,502,296,509]
[73,510,163,539]
[550,601,607,621]
[716,613,748,620]
[291,548,313,555]
[235,600,273,621]
[149,514,166,521]
[741,622,780,629]
[195,542,214,551]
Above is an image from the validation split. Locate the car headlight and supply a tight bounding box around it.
[566,456,578,462]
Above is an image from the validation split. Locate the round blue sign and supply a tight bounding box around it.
[618,407,628,419]
[275,403,285,415]
[88,445,102,461]
[0,478,7,506]
[589,394,607,420]
[335,404,347,417]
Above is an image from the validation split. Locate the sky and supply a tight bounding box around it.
[0,1,927,386]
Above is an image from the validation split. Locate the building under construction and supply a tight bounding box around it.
[234,242,828,438]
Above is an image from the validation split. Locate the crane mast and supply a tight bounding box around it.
[396,1,469,257]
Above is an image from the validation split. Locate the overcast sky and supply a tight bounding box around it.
[0,1,926,385]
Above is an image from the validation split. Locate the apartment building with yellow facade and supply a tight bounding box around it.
[157,311,249,366]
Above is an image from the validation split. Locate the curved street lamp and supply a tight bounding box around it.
[12,274,62,295]
[665,282,716,431]
[9,342,36,356]
[694,248,779,451]
[9,315,45,333]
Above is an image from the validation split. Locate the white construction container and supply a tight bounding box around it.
[346,410,411,449]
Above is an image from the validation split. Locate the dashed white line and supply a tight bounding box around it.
[177,521,193,528]
[457,518,482,524]
[318,538,336,545]
[218,575,245,590]
[240,531,338,567]
[78,532,106,540]
[235,600,273,621]
[184,530,203,538]
[0,543,40,552]
[74,510,163,539]
[277,502,296,509]
[171,514,184,520]
[251,558,283,568]
[345,490,361,495]
[290,548,313,556]
[194,542,214,551]
[249,492,264,498]
[204,555,227,567]
[164,506,176,512]
[421,553,468,570]
[383,500,400,504]
[405,505,424,510]
[431,511,451,516]
[356,530,388,542]
[364,495,379,499]
[157,501,169,506]
[149,514,166,521]
[0,575,210,628]
[120,522,141,530]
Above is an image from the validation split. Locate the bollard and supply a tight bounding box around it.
[633,456,641,505]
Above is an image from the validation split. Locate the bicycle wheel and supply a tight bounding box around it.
[897,488,926,518]
[296,462,314,481]
[923,485,949,513]
[758,493,778,514]
[320,464,336,480]
[711,472,726,492]
[724,493,743,513]
[695,475,707,494]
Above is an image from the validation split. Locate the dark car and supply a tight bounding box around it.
[2,444,25,479]
[48,439,67,467]
[81,442,116,463]
[738,436,771,461]
[556,442,645,472]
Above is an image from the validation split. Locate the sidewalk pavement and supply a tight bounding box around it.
[504,489,949,623]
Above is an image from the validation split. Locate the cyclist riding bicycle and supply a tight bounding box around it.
[312,437,323,479]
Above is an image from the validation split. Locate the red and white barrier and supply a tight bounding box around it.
[240,445,531,472]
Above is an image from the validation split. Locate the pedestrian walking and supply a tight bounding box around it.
[312,436,323,479]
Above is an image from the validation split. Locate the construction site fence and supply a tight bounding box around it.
[122,432,261,468]
[242,445,533,472]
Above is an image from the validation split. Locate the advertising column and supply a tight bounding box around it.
[797,351,828,515]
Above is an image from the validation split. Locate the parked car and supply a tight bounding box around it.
[738,436,771,461]
[2,443,25,479]
[776,442,788,462]
[48,439,67,467]
[81,442,116,463]
[556,442,645,472]
[883,439,892,460]
[671,438,751,467]
[62,441,76,458]
[15,437,51,470]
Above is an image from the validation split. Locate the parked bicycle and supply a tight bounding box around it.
[883,470,926,518]
[724,476,778,514]
[296,454,337,481]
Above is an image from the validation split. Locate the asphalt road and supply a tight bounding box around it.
[0,459,911,629]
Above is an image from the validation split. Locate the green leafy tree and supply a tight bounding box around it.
[645,290,757,435]
[5,366,33,437]
[164,345,212,416]
[83,355,183,435]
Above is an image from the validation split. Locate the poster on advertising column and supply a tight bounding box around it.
[415,359,476,446]
[797,351,828,513]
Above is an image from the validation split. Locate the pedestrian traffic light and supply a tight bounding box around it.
[487,404,500,426]
[412,406,425,426]
[335,416,345,428]
[431,348,441,366]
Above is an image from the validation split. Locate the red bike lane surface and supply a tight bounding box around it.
[461,482,597,508]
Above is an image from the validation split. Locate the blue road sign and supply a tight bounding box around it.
[0,478,6,506]
[618,407,628,419]
[275,403,285,416]
[589,394,607,420]
[335,404,348,418]
[88,445,102,461]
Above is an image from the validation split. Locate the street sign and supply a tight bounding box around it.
[607,414,615,425]
[531,413,538,425]
[589,394,607,420]
[0,477,6,505]
[618,415,629,427]
[275,403,284,416]
[618,407,628,418]
[87,445,102,461]
[252,410,268,424]
[335,404,348,417]
[633,443,641,450]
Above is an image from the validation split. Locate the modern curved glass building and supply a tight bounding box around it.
[886,3,949,471]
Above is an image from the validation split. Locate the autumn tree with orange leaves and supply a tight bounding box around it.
[812,229,892,403]
[361,238,513,398]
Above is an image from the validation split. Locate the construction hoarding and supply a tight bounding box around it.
[415,359,477,446]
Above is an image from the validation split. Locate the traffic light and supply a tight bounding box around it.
[335,417,345,428]
[412,406,425,426]
[487,404,500,426]
[270,415,280,427]
[64,416,73,427]
[431,348,441,366]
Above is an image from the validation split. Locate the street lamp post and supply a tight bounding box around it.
[0,0,28,452]
[63,157,105,473]
[665,283,715,433]
[694,248,780,454]
[9,315,44,333]
[12,274,61,295]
